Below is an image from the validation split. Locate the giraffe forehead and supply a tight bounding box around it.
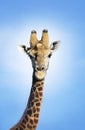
[34,43,50,56]
[36,43,44,49]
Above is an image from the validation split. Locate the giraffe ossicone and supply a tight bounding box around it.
[10,29,60,130]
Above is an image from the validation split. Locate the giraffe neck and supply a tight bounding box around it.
[10,73,45,130]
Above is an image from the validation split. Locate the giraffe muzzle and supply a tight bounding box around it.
[35,70,46,80]
[34,65,46,80]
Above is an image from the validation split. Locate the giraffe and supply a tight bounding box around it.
[10,29,60,130]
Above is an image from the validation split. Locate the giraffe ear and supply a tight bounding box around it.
[17,45,30,54]
[50,41,60,51]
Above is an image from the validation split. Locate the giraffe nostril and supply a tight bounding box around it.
[41,67,44,70]
[36,67,40,71]
[36,66,45,71]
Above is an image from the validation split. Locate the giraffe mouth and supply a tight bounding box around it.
[35,70,46,80]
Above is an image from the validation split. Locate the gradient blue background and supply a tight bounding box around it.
[0,0,84,130]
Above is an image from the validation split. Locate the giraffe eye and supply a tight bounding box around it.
[35,53,37,58]
[28,53,35,59]
[48,53,52,58]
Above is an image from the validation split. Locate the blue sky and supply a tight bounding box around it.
[0,0,84,130]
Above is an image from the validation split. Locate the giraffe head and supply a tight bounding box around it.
[18,29,60,80]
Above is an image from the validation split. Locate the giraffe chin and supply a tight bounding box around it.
[35,71,46,80]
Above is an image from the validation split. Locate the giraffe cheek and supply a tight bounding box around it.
[35,71,46,80]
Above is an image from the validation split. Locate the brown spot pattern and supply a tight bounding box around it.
[22,119,26,124]
[21,123,25,129]
[25,115,28,122]
[38,87,43,91]
[20,127,23,130]
[34,98,39,102]
[34,114,39,118]
[33,106,36,113]
[27,124,32,129]
[41,82,44,85]
[33,125,36,129]
[35,91,39,98]
[34,119,38,124]
[37,107,40,112]
[36,83,40,87]
[27,109,32,116]
[39,92,43,96]
[30,119,34,124]
[36,102,40,106]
